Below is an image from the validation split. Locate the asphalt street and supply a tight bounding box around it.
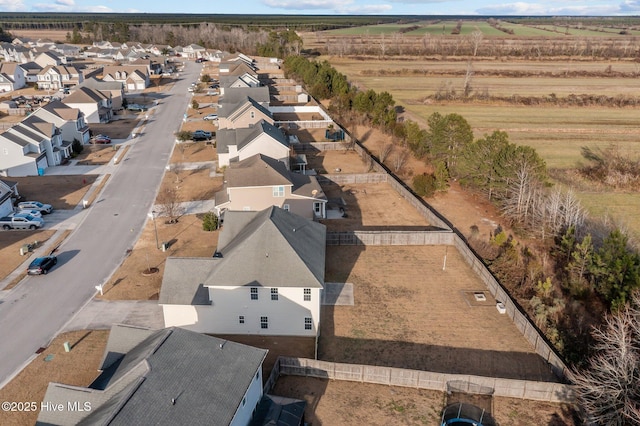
[0,61,202,388]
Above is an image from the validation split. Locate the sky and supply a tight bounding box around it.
[0,0,638,16]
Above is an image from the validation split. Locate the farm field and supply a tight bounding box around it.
[328,56,640,236]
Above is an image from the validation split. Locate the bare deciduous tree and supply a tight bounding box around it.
[156,186,184,224]
[569,293,640,425]
[392,150,409,173]
[469,29,483,57]
[379,143,393,163]
[463,61,474,98]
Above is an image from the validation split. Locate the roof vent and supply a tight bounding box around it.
[265,252,269,258]
[311,189,318,196]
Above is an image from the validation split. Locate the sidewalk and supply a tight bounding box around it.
[61,299,163,332]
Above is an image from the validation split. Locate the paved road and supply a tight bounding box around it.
[0,61,201,388]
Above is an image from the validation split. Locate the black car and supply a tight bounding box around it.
[27,255,57,275]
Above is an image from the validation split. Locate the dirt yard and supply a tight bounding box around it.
[170,141,217,163]
[0,330,108,426]
[306,149,370,174]
[99,214,219,301]
[273,375,577,426]
[160,167,223,202]
[75,144,119,165]
[10,175,97,210]
[321,245,558,382]
[319,182,432,231]
[0,230,56,282]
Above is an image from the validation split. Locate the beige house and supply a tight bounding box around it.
[102,65,149,92]
[36,65,83,90]
[217,96,273,130]
[215,154,327,220]
[31,100,90,145]
[216,119,290,168]
[78,77,125,110]
[63,87,112,124]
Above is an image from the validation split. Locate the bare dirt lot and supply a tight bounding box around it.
[321,245,558,382]
[100,214,219,301]
[0,330,108,426]
[306,149,370,174]
[10,175,97,210]
[319,182,432,231]
[160,167,223,202]
[273,375,577,426]
[170,141,217,163]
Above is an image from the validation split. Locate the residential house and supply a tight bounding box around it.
[160,206,326,336]
[220,86,271,109]
[78,77,125,110]
[218,96,273,130]
[34,51,62,68]
[0,115,71,176]
[36,65,83,90]
[182,43,206,59]
[214,154,327,220]
[37,325,268,426]
[51,43,81,58]
[0,178,19,217]
[31,100,90,145]
[130,57,163,75]
[0,62,26,92]
[219,72,261,96]
[0,42,34,63]
[19,62,43,84]
[219,60,257,76]
[216,119,290,168]
[63,86,113,124]
[102,64,149,91]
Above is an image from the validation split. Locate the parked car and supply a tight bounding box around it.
[195,58,207,63]
[17,201,53,214]
[27,255,57,275]
[0,213,44,230]
[187,86,195,92]
[206,90,219,96]
[127,103,148,112]
[15,209,42,218]
[203,114,218,121]
[192,130,212,141]
[91,134,111,144]
[59,87,70,94]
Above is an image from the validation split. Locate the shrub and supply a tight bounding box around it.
[202,212,218,231]
[201,74,211,83]
[71,138,83,155]
[192,99,199,110]
[412,173,436,197]
[176,131,193,142]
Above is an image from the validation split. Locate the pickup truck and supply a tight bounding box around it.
[1,213,44,230]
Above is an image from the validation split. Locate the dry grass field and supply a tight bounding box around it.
[328,56,640,237]
[10,175,97,210]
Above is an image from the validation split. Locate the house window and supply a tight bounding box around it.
[250,111,255,119]
[283,204,290,212]
[273,186,285,197]
[250,288,258,300]
[305,317,312,330]
[271,288,278,301]
[314,202,322,215]
[256,371,260,381]
[260,316,268,329]
[242,397,246,407]
[239,315,245,324]
[304,288,311,301]
[2,148,7,155]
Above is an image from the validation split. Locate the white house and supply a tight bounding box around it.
[37,325,268,426]
[63,86,112,124]
[102,64,149,91]
[214,154,327,220]
[34,51,63,68]
[0,115,71,176]
[0,178,19,217]
[216,119,290,168]
[0,63,26,92]
[182,43,206,59]
[31,100,91,145]
[160,206,326,337]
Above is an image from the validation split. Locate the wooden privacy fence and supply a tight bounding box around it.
[272,357,574,403]
[316,173,387,185]
[326,230,453,246]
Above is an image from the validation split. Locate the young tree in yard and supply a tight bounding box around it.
[379,143,393,163]
[392,150,409,174]
[156,186,184,224]
[570,293,640,425]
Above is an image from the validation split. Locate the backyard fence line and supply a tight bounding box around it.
[326,230,454,246]
[316,173,387,185]
[273,357,574,403]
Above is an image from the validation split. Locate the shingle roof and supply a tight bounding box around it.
[63,86,107,104]
[220,85,270,106]
[216,120,288,155]
[38,326,267,426]
[158,258,215,305]
[225,153,291,187]
[79,76,124,91]
[211,206,325,289]
[220,96,272,122]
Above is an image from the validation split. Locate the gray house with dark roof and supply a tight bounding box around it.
[160,206,325,336]
[218,96,273,130]
[217,120,290,168]
[37,325,268,426]
[214,154,326,219]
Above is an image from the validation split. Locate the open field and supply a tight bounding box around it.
[321,245,558,382]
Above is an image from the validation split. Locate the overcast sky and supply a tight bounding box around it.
[0,0,637,16]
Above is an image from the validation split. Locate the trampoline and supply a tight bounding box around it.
[441,402,492,426]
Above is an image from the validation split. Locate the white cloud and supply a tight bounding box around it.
[56,0,74,5]
[0,0,26,11]
[33,2,112,12]
[476,2,620,15]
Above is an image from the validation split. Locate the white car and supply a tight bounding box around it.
[15,209,42,218]
[203,114,218,121]
[18,201,53,214]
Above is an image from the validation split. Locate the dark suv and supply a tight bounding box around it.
[27,255,57,275]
